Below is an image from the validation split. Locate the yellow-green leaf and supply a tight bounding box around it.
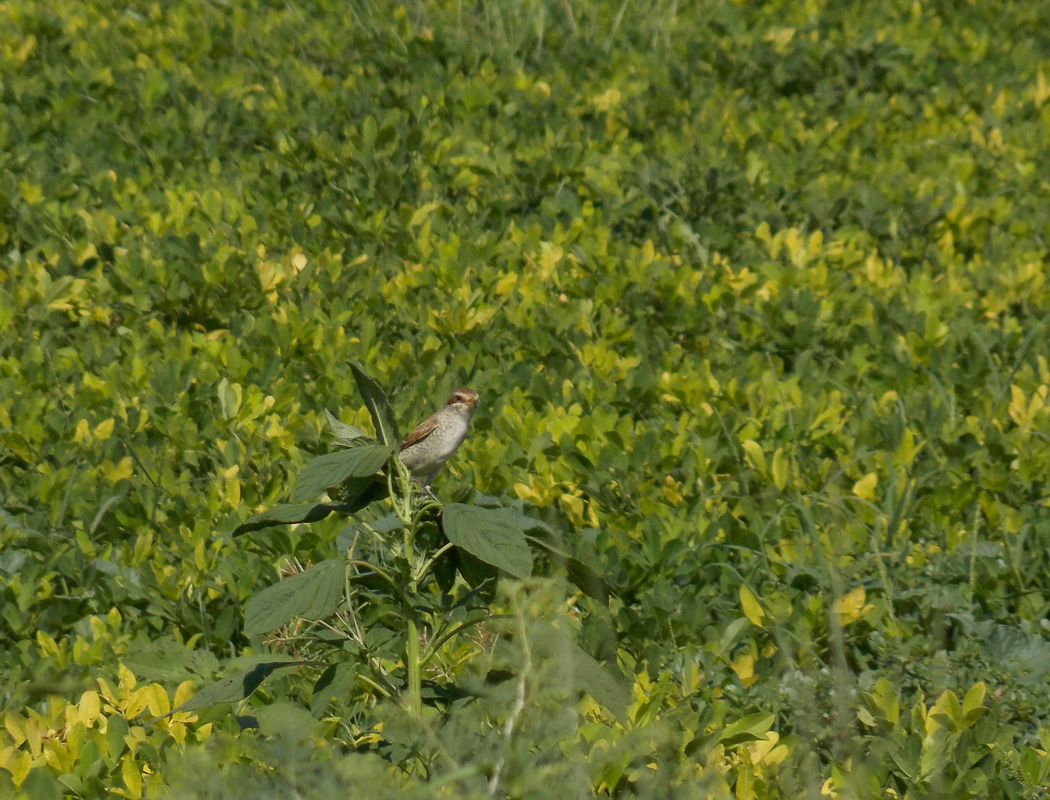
[78,690,101,727]
[852,472,878,501]
[739,585,765,626]
[5,749,31,788]
[731,654,757,687]
[833,586,873,626]
[741,439,766,473]
[770,447,788,490]
[122,756,143,799]
[104,457,134,483]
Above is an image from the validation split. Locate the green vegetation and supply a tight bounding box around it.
[3,0,1050,797]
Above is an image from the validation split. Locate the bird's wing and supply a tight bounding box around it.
[400,414,439,451]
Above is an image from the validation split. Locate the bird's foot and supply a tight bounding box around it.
[410,478,439,503]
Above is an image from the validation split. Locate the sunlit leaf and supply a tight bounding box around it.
[291,444,391,502]
[234,502,345,536]
[244,560,346,636]
[167,660,312,714]
[442,504,532,579]
[739,585,765,626]
[348,362,400,447]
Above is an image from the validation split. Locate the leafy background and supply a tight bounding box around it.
[3,0,1050,796]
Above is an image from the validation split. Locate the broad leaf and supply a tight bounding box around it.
[256,702,322,739]
[233,502,346,537]
[433,547,458,594]
[567,645,631,720]
[455,550,499,603]
[329,476,388,511]
[310,662,357,716]
[325,408,372,445]
[524,534,609,605]
[244,559,345,636]
[501,508,558,536]
[349,361,400,447]
[121,640,220,682]
[530,626,630,720]
[292,444,392,502]
[718,712,776,747]
[442,504,532,579]
[167,660,311,714]
[565,557,610,606]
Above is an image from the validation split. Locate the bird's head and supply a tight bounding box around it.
[445,387,479,414]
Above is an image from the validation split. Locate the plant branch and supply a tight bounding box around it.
[415,541,454,583]
[420,613,510,668]
[488,596,530,797]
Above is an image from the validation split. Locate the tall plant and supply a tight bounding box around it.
[176,363,621,728]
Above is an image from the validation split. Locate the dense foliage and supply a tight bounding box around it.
[3,0,1050,796]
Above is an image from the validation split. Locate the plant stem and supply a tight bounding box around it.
[420,613,509,669]
[488,592,530,797]
[348,559,406,600]
[397,458,423,717]
[405,615,423,716]
[415,541,454,583]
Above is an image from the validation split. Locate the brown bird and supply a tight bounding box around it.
[398,387,479,493]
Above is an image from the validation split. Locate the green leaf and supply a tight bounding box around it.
[565,557,610,606]
[433,546,457,593]
[456,549,499,603]
[718,712,776,747]
[292,444,392,502]
[256,702,322,739]
[739,585,765,626]
[233,502,346,537]
[872,677,900,724]
[567,645,631,720]
[244,559,346,636]
[524,534,609,605]
[170,660,311,713]
[442,504,532,579]
[498,507,557,535]
[310,662,356,717]
[105,713,129,759]
[330,475,388,506]
[348,361,400,447]
[325,408,373,445]
[121,640,220,682]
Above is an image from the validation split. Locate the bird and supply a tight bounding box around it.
[398,387,479,494]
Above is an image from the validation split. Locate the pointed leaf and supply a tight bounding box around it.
[433,547,458,593]
[310,663,357,716]
[568,645,631,720]
[442,504,532,578]
[719,712,776,746]
[325,409,372,445]
[244,559,345,636]
[525,534,609,605]
[169,660,311,713]
[234,502,345,536]
[105,713,129,759]
[292,444,392,502]
[501,508,558,536]
[329,476,388,510]
[739,585,765,626]
[456,549,499,602]
[348,361,400,447]
[492,506,608,602]
[565,557,609,605]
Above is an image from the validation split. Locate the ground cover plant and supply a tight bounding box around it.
[3,0,1050,797]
